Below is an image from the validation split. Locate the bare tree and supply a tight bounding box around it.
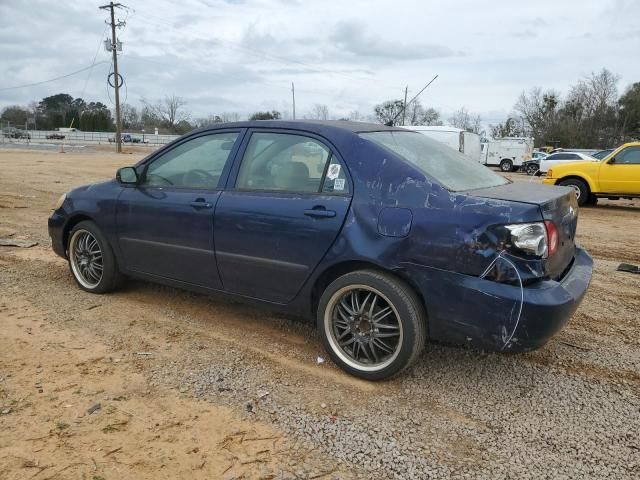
[308,104,329,120]
[448,107,481,133]
[348,110,366,122]
[448,107,470,130]
[141,95,190,132]
[120,103,140,130]
[405,101,442,126]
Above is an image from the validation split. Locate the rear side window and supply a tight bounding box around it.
[360,131,508,192]
[236,132,337,193]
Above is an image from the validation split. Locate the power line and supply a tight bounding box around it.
[80,25,110,102]
[0,62,110,92]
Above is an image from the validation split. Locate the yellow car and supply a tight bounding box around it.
[542,142,640,206]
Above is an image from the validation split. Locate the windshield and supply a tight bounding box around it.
[360,131,509,191]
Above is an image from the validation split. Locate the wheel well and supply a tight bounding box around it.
[62,214,94,252]
[556,175,591,193]
[310,260,429,327]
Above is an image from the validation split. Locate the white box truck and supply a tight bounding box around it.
[401,125,482,163]
[480,137,534,172]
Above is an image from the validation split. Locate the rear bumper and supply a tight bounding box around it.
[405,248,593,352]
[48,211,67,259]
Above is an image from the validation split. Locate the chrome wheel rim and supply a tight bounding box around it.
[569,184,581,200]
[69,229,103,289]
[324,285,403,372]
[501,162,511,171]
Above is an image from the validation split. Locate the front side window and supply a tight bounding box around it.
[616,147,640,165]
[360,131,508,191]
[143,132,239,188]
[236,132,333,193]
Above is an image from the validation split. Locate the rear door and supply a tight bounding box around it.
[598,146,640,193]
[116,130,242,288]
[214,130,352,303]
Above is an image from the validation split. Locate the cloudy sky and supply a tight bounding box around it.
[1,0,639,125]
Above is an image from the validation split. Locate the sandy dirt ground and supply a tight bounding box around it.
[1,148,639,479]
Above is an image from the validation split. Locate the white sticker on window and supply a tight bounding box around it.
[334,178,345,191]
[327,163,341,180]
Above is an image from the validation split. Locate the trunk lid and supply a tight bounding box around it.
[468,182,579,280]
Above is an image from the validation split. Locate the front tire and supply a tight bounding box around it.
[559,178,589,206]
[500,159,513,172]
[317,270,426,380]
[68,220,121,293]
[526,163,539,176]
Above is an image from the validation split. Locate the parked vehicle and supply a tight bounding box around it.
[480,137,534,172]
[592,148,615,160]
[539,152,596,173]
[401,125,482,163]
[46,133,66,140]
[532,151,548,160]
[108,133,149,144]
[49,121,592,379]
[543,142,640,206]
[2,127,31,140]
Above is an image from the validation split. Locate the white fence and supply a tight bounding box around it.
[2,129,180,146]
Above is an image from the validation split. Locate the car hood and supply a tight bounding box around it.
[68,179,116,197]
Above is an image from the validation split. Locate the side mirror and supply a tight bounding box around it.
[607,157,616,164]
[117,166,139,184]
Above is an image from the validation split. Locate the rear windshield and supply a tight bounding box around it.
[360,131,509,191]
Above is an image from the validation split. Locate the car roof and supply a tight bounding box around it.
[191,120,406,137]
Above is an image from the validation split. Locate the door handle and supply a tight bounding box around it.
[304,207,336,218]
[189,200,213,209]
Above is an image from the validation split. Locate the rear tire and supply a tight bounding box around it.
[500,159,513,172]
[559,178,589,206]
[317,270,426,380]
[68,220,122,293]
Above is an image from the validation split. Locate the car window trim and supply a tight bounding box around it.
[225,128,353,197]
[136,129,246,190]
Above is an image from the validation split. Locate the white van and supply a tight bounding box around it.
[401,125,482,163]
[480,137,534,172]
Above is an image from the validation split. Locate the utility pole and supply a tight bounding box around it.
[100,2,125,153]
[386,75,439,127]
[401,85,408,126]
[291,82,296,120]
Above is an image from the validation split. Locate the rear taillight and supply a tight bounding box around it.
[499,221,560,259]
[545,220,558,256]
[504,222,548,257]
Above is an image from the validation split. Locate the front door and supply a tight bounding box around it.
[116,131,241,288]
[598,146,640,193]
[214,130,352,303]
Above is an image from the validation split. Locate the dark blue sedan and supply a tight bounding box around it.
[49,121,592,379]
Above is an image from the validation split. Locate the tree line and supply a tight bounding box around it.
[3,68,638,146]
[492,68,640,148]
